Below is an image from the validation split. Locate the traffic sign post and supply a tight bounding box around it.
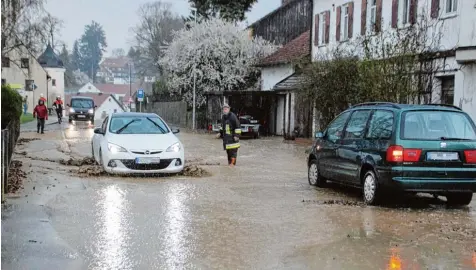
[137,89,144,112]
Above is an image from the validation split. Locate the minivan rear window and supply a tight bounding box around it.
[401,111,476,140]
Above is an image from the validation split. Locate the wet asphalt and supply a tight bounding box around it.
[2,120,476,270]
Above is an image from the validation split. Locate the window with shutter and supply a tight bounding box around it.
[402,0,411,24]
[314,14,319,46]
[369,0,377,33]
[319,12,326,45]
[444,0,457,14]
[348,2,354,38]
[336,6,341,42]
[338,4,350,41]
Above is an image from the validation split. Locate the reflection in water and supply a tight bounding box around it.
[164,183,190,269]
[472,251,476,268]
[362,207,375,237]
[387,248,402,270]
[92,185,131,270]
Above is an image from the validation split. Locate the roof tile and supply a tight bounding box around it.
[258,30,310,66]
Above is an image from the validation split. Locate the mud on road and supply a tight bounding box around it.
[2,126,476,270]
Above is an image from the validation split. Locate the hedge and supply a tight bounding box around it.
[1,85,22,129]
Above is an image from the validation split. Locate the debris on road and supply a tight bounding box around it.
[180,164,211,177]
[76,165,105,176]
[17,138,40,146]
[302,199,363,206]
[7,160,26,193]
[60,157,95,166]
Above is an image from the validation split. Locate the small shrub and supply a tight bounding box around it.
[1,85,22,129]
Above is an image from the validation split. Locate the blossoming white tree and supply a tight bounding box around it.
[160,18,278,107]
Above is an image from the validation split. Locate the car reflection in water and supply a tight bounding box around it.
[387,248,402,270]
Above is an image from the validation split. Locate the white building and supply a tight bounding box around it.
[258,31,311,136]
[1,45,49,113]
[312,0,476,121]
[37,44,66,104]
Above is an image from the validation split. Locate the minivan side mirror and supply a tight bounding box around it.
[94,127,104,135]
[172,128,180,134]
[315,132,324,139]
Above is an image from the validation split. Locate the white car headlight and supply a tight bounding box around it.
[88,108,94,114]
[69,108,75,113]
[108,143,127,154]
[166,142,181,152]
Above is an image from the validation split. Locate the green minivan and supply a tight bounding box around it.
[307,102,476,206]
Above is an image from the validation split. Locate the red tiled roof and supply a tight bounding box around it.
[94,83,143,104]
[258,30,311,66]
[100,57,131,68]
[65,93,123,110]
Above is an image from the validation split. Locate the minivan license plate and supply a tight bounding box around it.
[427,152,459,161]
[77,115,86,118]
[135,157,160,164]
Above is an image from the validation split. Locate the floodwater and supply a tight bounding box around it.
[2,122,476,270]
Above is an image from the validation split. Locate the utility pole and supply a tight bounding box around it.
[192,8,197,130]
[129,62,132,111]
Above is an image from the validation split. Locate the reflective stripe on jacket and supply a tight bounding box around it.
[221,112,241,150]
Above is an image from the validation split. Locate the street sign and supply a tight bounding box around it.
[137,89,144,102]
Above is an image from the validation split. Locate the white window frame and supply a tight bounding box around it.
[368,0,377,34]
[319,12,326,45]
[401,0,411,25]
[342,4,349,40]
[443,0,457,14]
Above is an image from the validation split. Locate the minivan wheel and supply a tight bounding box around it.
[363,170,381,205]
[308,160,326,187]
[446,193,473,206]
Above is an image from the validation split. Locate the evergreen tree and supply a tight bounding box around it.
[78,21,107,83]
[59,44,75,87]
[71,40,81,71]
[186,0,257,22]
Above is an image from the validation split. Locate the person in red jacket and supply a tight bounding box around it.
[33,99,48,134]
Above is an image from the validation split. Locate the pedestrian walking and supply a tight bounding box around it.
[23,96,28,114]
[216,103,241,166]
[33,99,48,134]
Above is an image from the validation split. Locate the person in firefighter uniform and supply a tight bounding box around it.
[216,103,241,166]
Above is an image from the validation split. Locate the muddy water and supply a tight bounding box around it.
[13,126,476,269]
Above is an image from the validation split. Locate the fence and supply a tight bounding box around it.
[1,129,10,202]
[146,101,209,129]
[1,120,20,202]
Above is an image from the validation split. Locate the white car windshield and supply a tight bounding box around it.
[109,116,170,134]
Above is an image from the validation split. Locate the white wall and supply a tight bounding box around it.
[455,65,476,121]
[260,64,294,91]
[311,0,475,58]
[78,83,101,93]
[46,67,65,103]
[95,96,125,121]
[1,46,48,113]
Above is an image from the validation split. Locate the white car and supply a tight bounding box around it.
[91,112,184,174]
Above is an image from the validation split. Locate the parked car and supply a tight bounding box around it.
[67,96,96,125]
[91,112,184,174]
[307,102,476,206]
[212,115,261,139]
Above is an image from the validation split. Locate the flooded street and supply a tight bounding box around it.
[2,123,476,270]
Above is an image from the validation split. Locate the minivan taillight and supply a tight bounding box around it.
[386,145,421,162]
[464,150,476,163]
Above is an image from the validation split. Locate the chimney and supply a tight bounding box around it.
[282,0,292,5]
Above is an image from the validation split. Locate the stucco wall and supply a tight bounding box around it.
[1,47,48,113]
[46,67,66,103]
[95,96,125,121]
[260,64,294,91]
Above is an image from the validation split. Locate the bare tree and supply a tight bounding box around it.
[39,13,64,49]
[111,48,126,57]
[130,1,184,80]
[1,0,47,63]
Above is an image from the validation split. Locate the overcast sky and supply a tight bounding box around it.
[45,0,281,56]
